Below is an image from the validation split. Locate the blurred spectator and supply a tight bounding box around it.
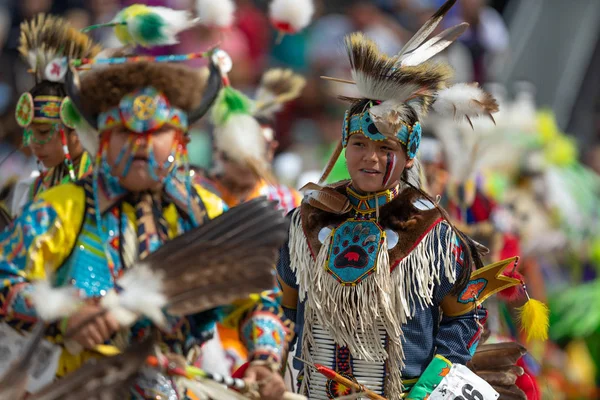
[446,0,509,83]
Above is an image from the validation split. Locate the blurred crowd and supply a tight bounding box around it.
[0,0,516,190]
[1,0,600,399]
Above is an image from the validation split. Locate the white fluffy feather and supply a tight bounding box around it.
[108,264,167,328]
[128,7,199,46]
[30,280,81,322]
[369,99,412,135]
[269,0,314,33]
[214,114,266,164]
[433,83,497,119]
[196,0,236,28]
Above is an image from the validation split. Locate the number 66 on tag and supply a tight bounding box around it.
[429,364,499,400]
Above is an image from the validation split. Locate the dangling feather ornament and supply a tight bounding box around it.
[432,83,499,128]
[195,0,236,29]
[517,296,550,342]
[269,0,315,36]
[87,4,200,47]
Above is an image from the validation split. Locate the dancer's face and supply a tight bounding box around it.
[29,123,65,168]
[345,134,412,193]
[106,127,178,192]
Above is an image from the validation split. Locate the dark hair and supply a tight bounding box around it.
[29,80,67,98]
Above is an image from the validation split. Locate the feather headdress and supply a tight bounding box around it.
[18,14,101,83]
[318,0,499,184]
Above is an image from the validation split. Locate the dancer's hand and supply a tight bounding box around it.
[244,364,286,400]
[65,304,120,349]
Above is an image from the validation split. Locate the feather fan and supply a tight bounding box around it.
[253,68,306,119]
[108,197,289,324]
[468,341,528,400]
[28,198,288,329]
[469,342,527,371]
[18,14,101,83]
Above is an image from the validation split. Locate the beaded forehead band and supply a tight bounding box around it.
[98,87,188,134]
[342,110,422,160]
[15,93,75,129]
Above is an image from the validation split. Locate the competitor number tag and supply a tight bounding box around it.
[430,364,499,400]
[0,323,61,393]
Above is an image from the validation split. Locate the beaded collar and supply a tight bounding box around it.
[346,185,399,219]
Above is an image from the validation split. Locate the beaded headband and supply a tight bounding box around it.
[342,110,422,159]
[15,93,75,129]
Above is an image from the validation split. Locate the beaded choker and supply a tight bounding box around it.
[346,185,399,218]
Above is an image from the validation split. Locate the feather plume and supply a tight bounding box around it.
[196,0,236,28]
[432,83,499,128]
[60,98,98,155]
[517,298,550,342]
[214,114,269,177]
[212,86,272,180]
[253,68,306,119]
[369,99,420,136]
[269,0,315,34]
[18,14,101,83]
[112,4,199,47]
[30,279,82,322]
[102,265,167,327]
[396,0,457,58]
[397,22,468,67]
[346,32,453,102]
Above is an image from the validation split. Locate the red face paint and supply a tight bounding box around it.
[382,152,397,187]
